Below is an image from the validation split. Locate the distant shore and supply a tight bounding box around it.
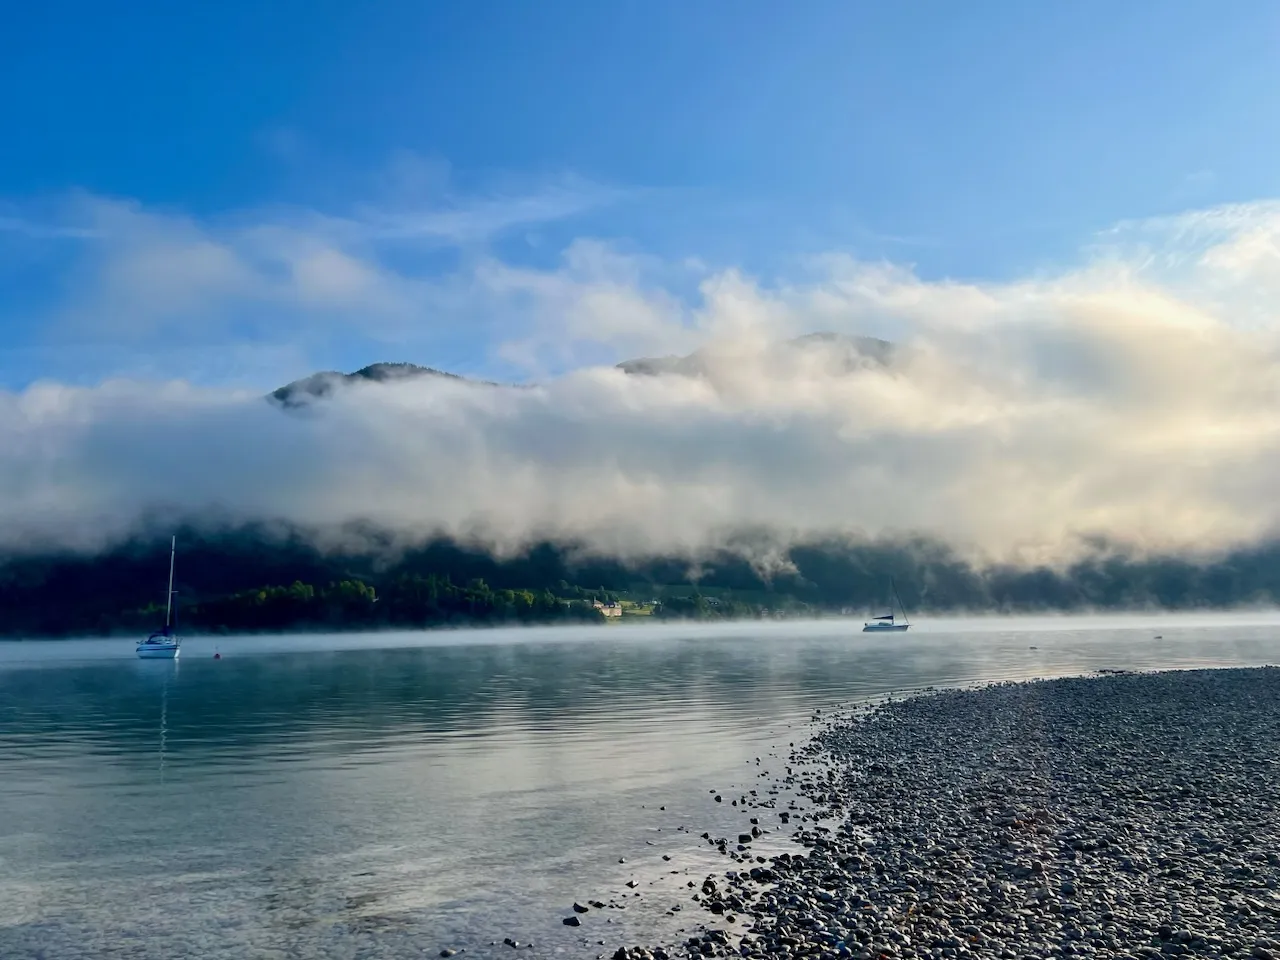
[625,667,1280,960]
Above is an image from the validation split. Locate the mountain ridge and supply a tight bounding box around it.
[269,333,898,406]
[269,362,485,408]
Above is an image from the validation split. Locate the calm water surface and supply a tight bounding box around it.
[2,615,1279,959]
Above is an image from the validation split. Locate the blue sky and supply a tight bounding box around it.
[3,0,1280,390]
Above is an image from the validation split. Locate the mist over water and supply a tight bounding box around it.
[3,616,1280,960]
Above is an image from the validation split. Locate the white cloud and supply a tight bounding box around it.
[480,240,699,373]
[5,196,1280,564]
[7,171,625,360]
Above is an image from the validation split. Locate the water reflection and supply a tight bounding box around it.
[1,618,1278,960]
[158,662,172,784]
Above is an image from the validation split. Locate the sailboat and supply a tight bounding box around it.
[862,577,911,633]
[136,537,181,659]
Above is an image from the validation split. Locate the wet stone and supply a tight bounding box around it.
[631,669,1280,960]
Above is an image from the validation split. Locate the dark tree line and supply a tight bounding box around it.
[3,521,1280,637]
[188,575,604,632]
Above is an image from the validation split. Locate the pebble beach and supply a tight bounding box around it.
[626,667,1280,960]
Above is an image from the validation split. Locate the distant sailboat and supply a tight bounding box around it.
[862,577,911,633]
[136,537,181,659]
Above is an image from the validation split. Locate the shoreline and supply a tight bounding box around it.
[7,608,1280,646]
[9,603,1280,645]
[623,667,1280,960]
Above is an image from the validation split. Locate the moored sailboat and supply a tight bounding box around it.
[136,537,181,659]
[862,577,911,632]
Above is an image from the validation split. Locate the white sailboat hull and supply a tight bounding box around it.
[136,536,181,659]
[862,576,913,633]
[136,642,180,659]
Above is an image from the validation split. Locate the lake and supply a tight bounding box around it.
[2,614,1279,960]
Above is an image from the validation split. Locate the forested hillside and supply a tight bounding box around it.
[3,523,1279,636]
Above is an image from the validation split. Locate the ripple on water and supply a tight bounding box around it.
[2,619,1280,959]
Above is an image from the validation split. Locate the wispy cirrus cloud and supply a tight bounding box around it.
[0,212,104,240]
[0,166,630,382]
[351,174,628,244]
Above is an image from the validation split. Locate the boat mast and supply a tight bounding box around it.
[164,536,176,628]
[891,576,909,626]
